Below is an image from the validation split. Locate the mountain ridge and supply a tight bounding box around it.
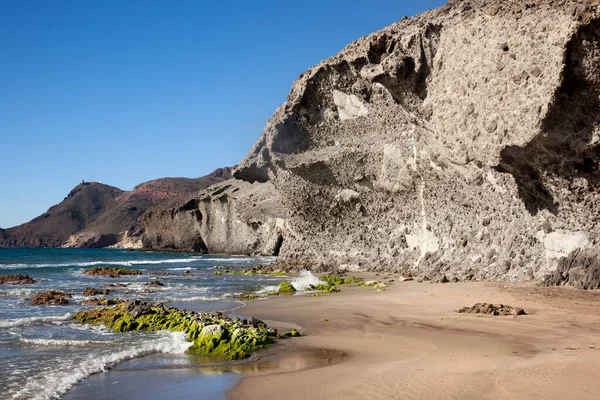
[0,167,233,248]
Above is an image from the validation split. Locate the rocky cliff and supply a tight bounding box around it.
[233,0,600,286]
[142,179,286,255]
[0,168,233,248]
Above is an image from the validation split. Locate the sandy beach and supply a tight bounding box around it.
[230,279,600,400]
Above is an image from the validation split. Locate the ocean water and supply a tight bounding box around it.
[0,248,282,400]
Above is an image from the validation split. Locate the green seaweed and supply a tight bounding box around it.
[309,283,340,293]
[321,274,363,285]
[358,281,388,290]
[282,329,301,338]
[213,265,287,277]
[72,300,281,360]
[278,281,297,293]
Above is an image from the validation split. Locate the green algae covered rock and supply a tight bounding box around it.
[278,281,297,293]
[309,283,340,293]
[283,329,301,337]
[72,300,279,360]
[321,274,363,285]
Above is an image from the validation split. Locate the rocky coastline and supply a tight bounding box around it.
[73,300,295,360]
[3,1,600,292]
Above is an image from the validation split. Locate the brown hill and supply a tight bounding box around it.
[0,167,232,248]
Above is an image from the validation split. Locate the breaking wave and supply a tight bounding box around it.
[291,270,325,291]
[0,313,73,329]
[0,258,203,270]
[19,338,107,347]
[10,331,192,400]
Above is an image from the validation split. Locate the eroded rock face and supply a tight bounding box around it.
[234,0,600,285]
[142,179,286,255]
[543,249,600,289]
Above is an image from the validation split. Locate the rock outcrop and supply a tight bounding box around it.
[73,300,282,359]
[142,179,286,255]
[233,0,600,285]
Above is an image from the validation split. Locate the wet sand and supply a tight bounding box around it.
[62,337,345,400]
[63,368,238,400]
[230,280,600,400]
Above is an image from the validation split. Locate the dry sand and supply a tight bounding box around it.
[229,280,600,400]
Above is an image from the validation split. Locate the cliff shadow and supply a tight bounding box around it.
[496,20,600,216]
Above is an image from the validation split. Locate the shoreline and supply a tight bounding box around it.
[228,280,600,400]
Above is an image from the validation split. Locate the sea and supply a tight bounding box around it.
[0,248,285,400]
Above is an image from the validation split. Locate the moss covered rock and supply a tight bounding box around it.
[358,280,388,289]
[82,297,124,306]
[283,329,301,337]
[309,283,340,293]
[73,300,279,360]
[321,274,363,285]
[278,281,297,293]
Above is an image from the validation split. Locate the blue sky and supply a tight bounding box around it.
[0,0,446,228]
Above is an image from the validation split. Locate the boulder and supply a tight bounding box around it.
[82,288,110,296]
[457,303,526,316]
[278,281,297,293]
[31,290,72,305]
[145,280,165,287]
[83,267,142,277]
[0,274,36,285]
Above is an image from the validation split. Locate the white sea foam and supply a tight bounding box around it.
[20,338,107,347]
[10,331,192,400]
[0,313,73,329]
[257,285,280,294]
[164,295,225,302]
[0,258,203,270]
[290,270,325,291]
[0,288,40,297]
[203,256,277,263]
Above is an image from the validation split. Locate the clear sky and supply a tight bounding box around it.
[0,0,446,228]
